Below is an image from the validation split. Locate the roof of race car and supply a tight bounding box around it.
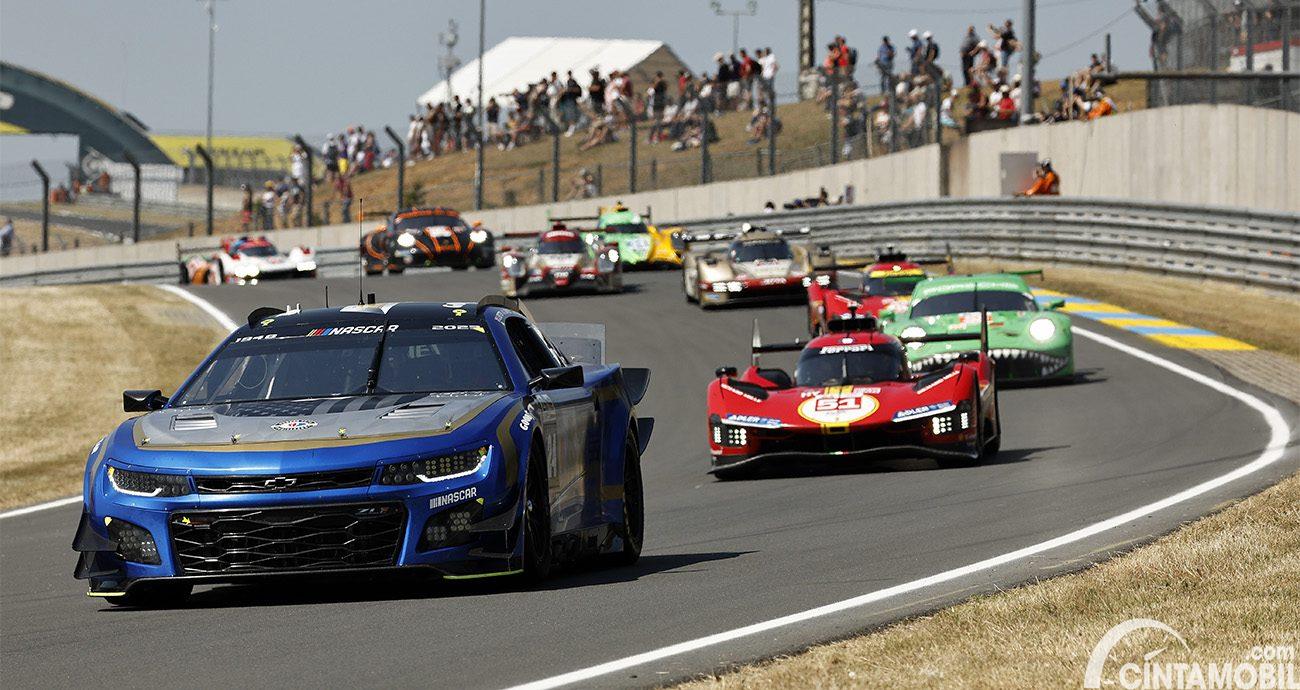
[240,302,508,333]
[541,229,580,242]
[395,207,461,219]
[805,328,900,351]
[597,208,642,227]
[911,273,1032,300]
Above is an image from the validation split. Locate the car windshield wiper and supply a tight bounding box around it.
[366,323,393,393]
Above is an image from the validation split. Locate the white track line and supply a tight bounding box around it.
[155,284,238,332]
[0,496,82,520]
[504,326,1292,690]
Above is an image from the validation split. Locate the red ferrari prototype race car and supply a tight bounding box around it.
[805,250,935,335]
[498,224,623,297]
[180,236,316,285]
[705,314,1000,479]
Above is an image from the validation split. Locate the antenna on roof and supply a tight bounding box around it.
[357,197,365,305]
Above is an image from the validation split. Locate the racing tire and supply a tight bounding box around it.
[521,444,553,583]
[177,262,189,285]
[109,582,192,609]
[605,432,644,567]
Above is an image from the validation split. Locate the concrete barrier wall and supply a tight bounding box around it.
[4,104,1296,281]
[947,104,1300,211]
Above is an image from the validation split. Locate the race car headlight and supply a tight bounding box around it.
[468,229,489,244]
[1029,317,1057,342]
[419,496,485,551]
[107,466,192,497]
[379,446,489,485]
[396,232,417,248]
[104,517,161,565]
[711,282,728,292]
[502,254,517,267]
[234,265,260,278]
[710,423,748,447]
[297,261,317,271]
[900,325,927,349]
[727,281,743,292]
[608,249,619,263]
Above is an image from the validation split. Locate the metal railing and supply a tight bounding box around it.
[2,197,1296,290]
[679,197,1300,291]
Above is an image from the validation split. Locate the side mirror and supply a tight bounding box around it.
[534,365,584,391]
[1044,299,1066,311]
[715,366,738,379]
[123,389,168,413]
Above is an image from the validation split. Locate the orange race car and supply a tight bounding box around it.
[360,207,495,275]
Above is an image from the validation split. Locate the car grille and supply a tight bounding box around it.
[194,468,375,494]
[170,503,405,575]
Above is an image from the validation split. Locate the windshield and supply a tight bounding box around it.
[539,239,586,255]
[235,244,277,257]
[910,289,1037,318]
[600,222,647,234]
[732,240,791,262]
[395,214,467,233]
[795,342,907,387]
[174,321,509,406]
[862,274,925,297]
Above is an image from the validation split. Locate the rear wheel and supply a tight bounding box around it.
[521,445,553,582]
[606,433,644,567]
[109,582,192,609]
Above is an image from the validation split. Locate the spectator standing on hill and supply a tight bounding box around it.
[321,134,340,182]
[290,144,307,185]
[335,172,354,222]
[1,217,14,256]
[759,47,779,99]
[989,19,1018,71]
[560,71,582,135]
[486,98,501,146]
[921,31,940,77]
[739,49,757,109]
[588,68,607,116]
[875,36,895,93]
[960,26,979,87]
[907,29,923,74]
[240,184,253,232]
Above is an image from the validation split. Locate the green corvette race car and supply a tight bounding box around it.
[881,272,1074,382]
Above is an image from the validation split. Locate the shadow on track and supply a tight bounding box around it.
[103,552,747,611]
[712,445,1067,482]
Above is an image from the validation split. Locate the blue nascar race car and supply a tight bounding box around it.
[73,296,652,607]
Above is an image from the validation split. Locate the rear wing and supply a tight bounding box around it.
[538,322,605,366]
[682,224,810,247]
[749,319,808,366]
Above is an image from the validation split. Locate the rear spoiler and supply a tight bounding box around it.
[750,319,807,365]
[476,294,536,322]
[684,224,810,246]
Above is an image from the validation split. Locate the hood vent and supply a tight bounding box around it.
[172,415,218,431]
[382,403,445,420]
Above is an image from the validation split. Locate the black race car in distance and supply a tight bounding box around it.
[361,207,495,274]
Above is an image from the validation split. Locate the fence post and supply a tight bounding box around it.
[124,151,142,243]
[30,160,49,252]
[756,148,762,175]
[384,126,405,209]
[538,110,561,202]
[701,104,712,184]
[195,144,214,236]
[292,135,313,227]
[619,100,637,193]
[887,73,899,153]
[830,70,840,164]
[651,158,658,189]
[595,164,603,195]
[537,168,545,203]
[767,79,777,175]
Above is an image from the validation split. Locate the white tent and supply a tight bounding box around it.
[417,36,687,107]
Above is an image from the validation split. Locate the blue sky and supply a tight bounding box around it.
[0,0,1149,137]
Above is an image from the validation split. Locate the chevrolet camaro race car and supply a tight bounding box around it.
[498,224,623,297]
[882,272,1074,383]
[705,315,1000,479]
[551,204,681,269]
[805,250,933,334]
[361,207,495,274]
[73,297,651,607]
[180,236,317,285]
[681,224,813,308]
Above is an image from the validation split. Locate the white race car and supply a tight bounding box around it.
[181,236,317,285]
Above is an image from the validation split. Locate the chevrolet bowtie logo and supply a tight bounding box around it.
[263,476,297,489]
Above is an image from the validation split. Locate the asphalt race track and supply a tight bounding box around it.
[4,269,1297,688]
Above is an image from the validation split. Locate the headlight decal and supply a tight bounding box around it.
[1029,317,1058,342]
[107,465,192,497]
[379,446,490,485]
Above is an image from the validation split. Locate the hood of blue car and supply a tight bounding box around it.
[132,392,507,450]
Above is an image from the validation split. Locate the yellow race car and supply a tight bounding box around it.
[550,203,682,269]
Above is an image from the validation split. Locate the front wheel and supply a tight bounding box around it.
[605,433,644,567]
[521,444,553,582]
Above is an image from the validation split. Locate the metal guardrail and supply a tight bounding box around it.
[2,197,1296,289]
[677,197,1300,292]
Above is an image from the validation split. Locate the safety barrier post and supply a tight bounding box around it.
[30,160,49,252]
[830,70,840,164]
[538,110,561,202]
[767,79,777,175]
[619,100,637,193]
[123,152,142,243]
[195,144,214,236]
[384,126,405,209]
[701,104,712,184]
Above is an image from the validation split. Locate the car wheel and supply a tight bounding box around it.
[606,432,644,567]
[521,444,553,582]
[109,582,192,609]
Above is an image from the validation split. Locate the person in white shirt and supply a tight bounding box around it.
[759,47,779,99]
